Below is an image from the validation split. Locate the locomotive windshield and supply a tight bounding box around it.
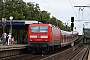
[30,26,48,32]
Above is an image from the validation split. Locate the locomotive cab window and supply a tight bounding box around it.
[40,26,48,32]
[30,26,39,32]
[30,26,48,32]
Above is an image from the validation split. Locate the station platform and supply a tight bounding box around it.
[0,44,28,51]
[0,44,28,58]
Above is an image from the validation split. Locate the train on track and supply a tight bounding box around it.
[83,28,90,38]
[83,28,90,43]
[27,24,78,53]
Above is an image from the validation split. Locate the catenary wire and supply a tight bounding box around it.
[69,0,78,18]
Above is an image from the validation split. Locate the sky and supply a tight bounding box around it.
[23,0,90,35]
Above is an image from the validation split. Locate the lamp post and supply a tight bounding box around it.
[9,16,13,35]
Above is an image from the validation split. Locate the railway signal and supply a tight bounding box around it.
[71,17,74,31]
[71,22,74,27]
[71,17,74,22]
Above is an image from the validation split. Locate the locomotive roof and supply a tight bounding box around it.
[29,24,59,28]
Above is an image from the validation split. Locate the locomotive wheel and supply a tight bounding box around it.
[49,46,52,51]
[27,47,32,53]
[40,47,49,53]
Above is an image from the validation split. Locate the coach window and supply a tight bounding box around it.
[64,35,66,40]
[62,35,64,43]
[75,35,77,37]
[68,36,69,40]
[62,35,64,40]
[69,36,70,39]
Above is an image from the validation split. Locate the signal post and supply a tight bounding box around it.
[71,17,74,46]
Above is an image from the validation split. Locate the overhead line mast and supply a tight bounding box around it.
[74,5,90,21]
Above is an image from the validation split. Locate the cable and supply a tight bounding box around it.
[84,14,90,20]
[69,0,78,18]
[72,0,76,4]
[41,0,68,20]
[83,4,90,20]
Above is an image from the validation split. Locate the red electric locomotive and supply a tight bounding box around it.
[28,24,78,53]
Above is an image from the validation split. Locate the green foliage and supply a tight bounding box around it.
[0,0,71,38]
[39,11,50,23]
[0,0,3,20]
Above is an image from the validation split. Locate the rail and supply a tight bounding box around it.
[68,45,89,60]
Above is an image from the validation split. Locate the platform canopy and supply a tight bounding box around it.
[0,20,42,29]
[0,20,42,26]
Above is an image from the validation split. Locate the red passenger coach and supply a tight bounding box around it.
[60,30,78,47]
[27,24,78,53]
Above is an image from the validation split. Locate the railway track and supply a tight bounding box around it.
[0,54,40,60]
[68,45,89,60]
[0,35,84,60]
[0,45,71,60]
[40,35,86,60]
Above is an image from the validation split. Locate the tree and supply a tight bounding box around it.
[4,0,27,20]
[50,16,57,25]
[57,20,63,29]
[39,11,50,23]
[0,0,3,20]
[0,0,71,38]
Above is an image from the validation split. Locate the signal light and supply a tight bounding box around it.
[71,17,74,22]
[71,22,74,27]
[71,17,74,31]
[71,22,74,31]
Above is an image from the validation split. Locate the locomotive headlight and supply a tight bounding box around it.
[30,35,37,38]
[30,39,32,41]
[45,40,48,41]
[41,36,48,38]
